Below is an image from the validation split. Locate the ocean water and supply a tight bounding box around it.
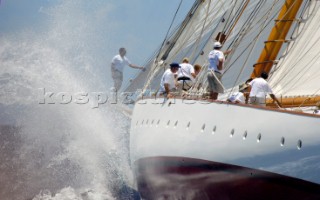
[0,1,139,199]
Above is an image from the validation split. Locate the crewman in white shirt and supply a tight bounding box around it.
[111,47,145,91]
[248,72,282,107]
[159,62,180,98]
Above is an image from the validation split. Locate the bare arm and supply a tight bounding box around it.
[224,49,232,55]
[270,94,282,108]
[129,63,145,70]
[217,58,223,70]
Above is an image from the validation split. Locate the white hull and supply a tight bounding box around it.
[130,98,320,184]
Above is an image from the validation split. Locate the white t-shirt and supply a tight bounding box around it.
[228,92,245,103]
[159,69,176,93]
[111,55,131,72]
[177,63,195,79]
[208,50,225,73]
[249,77,273,98]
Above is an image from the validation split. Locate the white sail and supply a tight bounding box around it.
[269,1,320,97]
[125,0,291,95]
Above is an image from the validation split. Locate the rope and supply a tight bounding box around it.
[156,0,184,61]
[226,0,279,99]
[122,0,185,92]
[270,0,317,88]
[189,0,212,60]
[223,0,267,73]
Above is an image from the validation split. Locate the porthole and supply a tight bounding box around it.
[136,121,139,126]
[186,122,191,130]
[141,120,144,127]
[212,126,216,134]
[257,133,262,143]
[280,137,285,146]
[297,140,302,150]
[230,129,235,138]
[156,120,160,127]
[243,131,248,140]
[146,119,149,125]
[174,121,178,128]
[166,120,170,128]
[201,124,206,133]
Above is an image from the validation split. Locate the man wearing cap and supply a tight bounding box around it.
[207,41,226,100]
[248,72,282,107]
[111,47,145,91]
[159,62,180,98]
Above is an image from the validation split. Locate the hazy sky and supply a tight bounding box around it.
[0,0,194,89]
[0,0,193,65]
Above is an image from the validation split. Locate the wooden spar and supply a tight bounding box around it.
[251,0,303,78]
[266,95,320,108]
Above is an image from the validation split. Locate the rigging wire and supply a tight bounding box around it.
[140,0,204,92]
[218,0,237,41]
[170,1,227,60]
[189,0,250,94]
[226,0,278,98]
[189,0,269,95]
[189,0,212,60]
[223,0,250,42]
[252,0,320,99]
[147,0,260,94]
[273,26,320,94]
[148,0,226,72]
[156,0,184,61]
[223,0,266,73]
[222,0,300,92]
[152,0,229,94]
[224,0,265,52]
[122,0,185,92]
[270,0,318,89]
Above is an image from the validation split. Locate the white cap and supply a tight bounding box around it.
[213,41,222,49]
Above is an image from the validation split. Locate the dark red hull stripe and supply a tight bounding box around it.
[134,156,320,200]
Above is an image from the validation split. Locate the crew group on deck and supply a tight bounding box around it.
[111,44,286,108]
[157,41,283,108]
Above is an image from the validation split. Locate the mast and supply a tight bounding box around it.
[251,0,303,78]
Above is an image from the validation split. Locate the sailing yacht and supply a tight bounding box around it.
[126,0,320,199]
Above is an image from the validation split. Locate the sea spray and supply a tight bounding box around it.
[0,1,138,199]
